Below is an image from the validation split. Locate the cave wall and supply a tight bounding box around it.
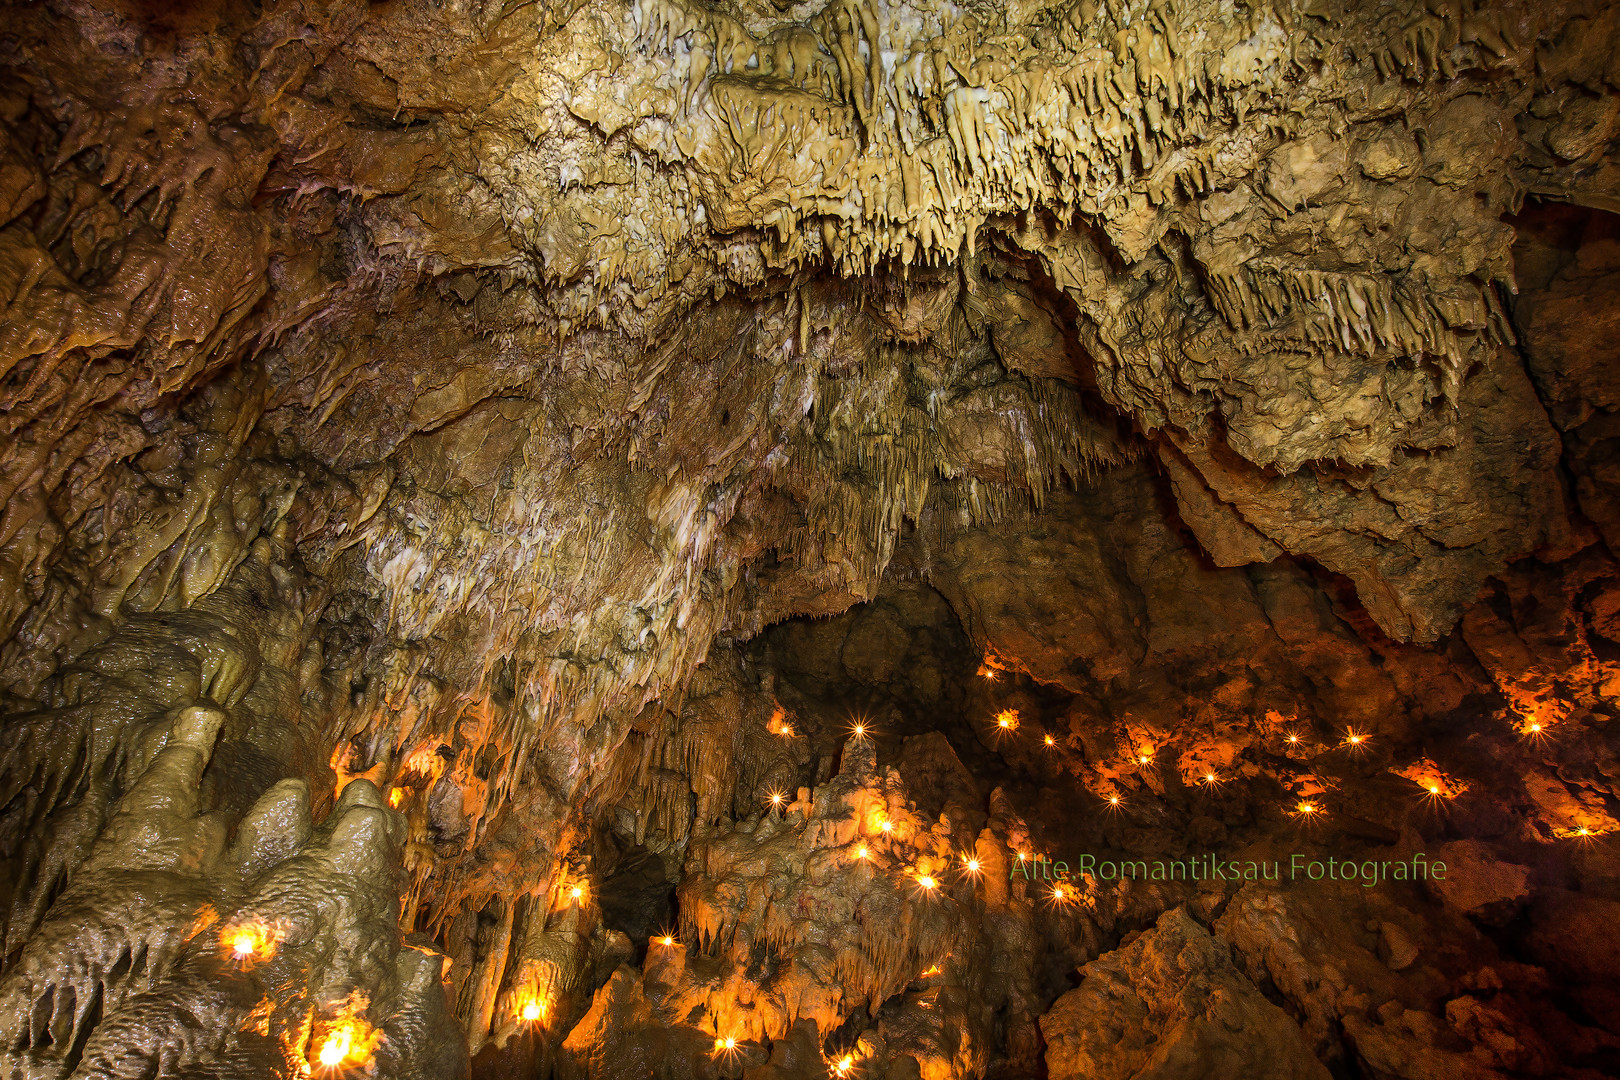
[0,0,1619,1077]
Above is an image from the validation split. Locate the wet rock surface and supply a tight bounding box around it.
[1,0,1620,1076]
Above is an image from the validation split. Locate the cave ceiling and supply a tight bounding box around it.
[2,0,1620,1077]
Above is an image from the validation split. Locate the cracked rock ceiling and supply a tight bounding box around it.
[2,0,1620,1077]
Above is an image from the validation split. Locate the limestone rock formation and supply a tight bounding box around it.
[1,0,1620,1076]
[1041,907,1330,1080]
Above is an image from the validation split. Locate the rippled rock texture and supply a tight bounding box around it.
[2,0,1620,1077]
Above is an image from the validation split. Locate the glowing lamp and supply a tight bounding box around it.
[995,709,1019,731]
[1286,734,1300,744]
[965,858,980,873]
[879,820,893,833]
[834,1053,857,1075]
[855,844,869,860]
[917,875,937,890]
[1204,773,1217,784]
[659,935,675,946]
[1296,801,1318,815]
[1044,734,1055,746]
[312,1019,375,1072]
[318,1034,347,1068]
[1108,795,1120,805]
[519,996,547,1023]
[852,723,866,738]
[1576,826,1592,837]
[780,724,794,737]
[1529,722,1543,733]
[570,884,585,903]
[221,921,277,964]
[769,791,785,808]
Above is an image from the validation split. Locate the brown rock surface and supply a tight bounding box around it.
[1,0,1620,1076]
[1041,907,1329,1080]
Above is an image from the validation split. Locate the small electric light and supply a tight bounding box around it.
[1576,826,1592,837]
[1428,785,1441,795]
[659,935,675,946]
[1286,733,1300,744]
[1296,801,1319,816]
[1044,734,1055,746]
[1529,722,1543,733]
[570,884,585,903]
[312,1019,375,1072]
[222,921,277,964]
[834,1053,857,1075]
[712,1036,738,1056]
[1204,773,1217,784]
[995,709,1020,732]
[318,1034,347,1069]
[1138,754,1151,765]
[1343,729,1368,749]
[855,844,869,859]
[769,790,786,808]
[520,998,546,1023]
[965,857,980,873]
[1016,851,1027,861]
[917,875,937,890]
[1108,795,1121,806]
[780,724,794,737]
[879,819,893,833]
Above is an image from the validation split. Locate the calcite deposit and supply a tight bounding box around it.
[2,0,1620,1076]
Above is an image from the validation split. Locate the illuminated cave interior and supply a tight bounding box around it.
[2,1,1620,1078]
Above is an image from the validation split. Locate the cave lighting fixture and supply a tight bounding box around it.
[221,920,278,965]
[1341,728,1369,751]
[312,1019,376,1073]
[847,719,871,740]
[1294,801,1322,817]
[994,709,1020,733]
[516,993,548,1024]
[831,1051,860,1076]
